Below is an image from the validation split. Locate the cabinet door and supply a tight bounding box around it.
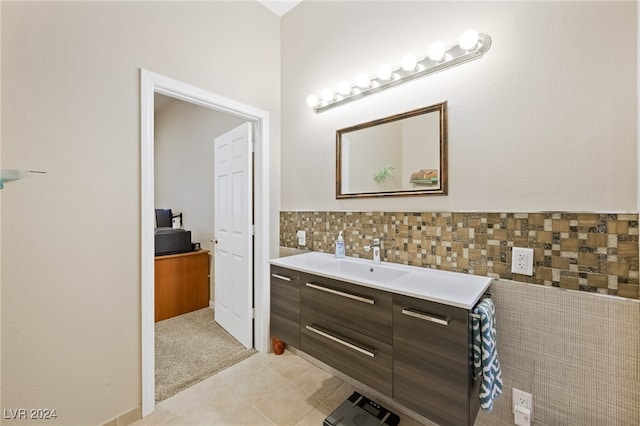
[270,266,301,349]
[393,294,476,426]
[301,311,393,396]
[301,273,392,344]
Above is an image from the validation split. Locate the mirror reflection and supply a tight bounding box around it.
[336,102,448,198]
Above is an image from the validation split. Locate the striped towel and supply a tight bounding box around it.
[472,298,503,411]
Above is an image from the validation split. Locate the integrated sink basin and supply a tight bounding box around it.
[319,259,409,283]
[270,251,493,309]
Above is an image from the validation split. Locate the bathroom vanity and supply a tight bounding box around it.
[269,252,492,426]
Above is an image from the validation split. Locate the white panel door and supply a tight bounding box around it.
[214,122,253,349]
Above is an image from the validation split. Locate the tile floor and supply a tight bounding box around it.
[132,350,426,425]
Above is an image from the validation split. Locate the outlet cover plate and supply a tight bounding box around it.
[512,388,533,421]
[296,230,306,246]
[511,247,534,276]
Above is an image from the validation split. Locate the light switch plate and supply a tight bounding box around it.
[296,230,306,246]
[511,247,534,276]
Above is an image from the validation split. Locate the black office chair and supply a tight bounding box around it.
[155,209,172,228]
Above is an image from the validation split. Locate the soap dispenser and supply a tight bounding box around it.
[335,231,345,258]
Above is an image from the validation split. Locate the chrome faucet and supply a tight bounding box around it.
[364,237,382,264]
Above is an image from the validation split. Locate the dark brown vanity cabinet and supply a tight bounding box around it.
[300,273,393,396]
[393,294,480,426]
[270,266,301,349]
[269,263,481,425]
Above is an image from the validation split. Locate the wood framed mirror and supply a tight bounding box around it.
[336,101,448,199]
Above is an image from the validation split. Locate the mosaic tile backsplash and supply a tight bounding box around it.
[280,211,640,300]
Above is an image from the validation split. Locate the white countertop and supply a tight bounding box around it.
[269,251,492,310]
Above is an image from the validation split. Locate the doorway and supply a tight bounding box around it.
[140,69,271,417]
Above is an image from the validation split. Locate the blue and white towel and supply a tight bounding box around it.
[472,298,503,412]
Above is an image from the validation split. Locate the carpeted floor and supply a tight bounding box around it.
[155,307,256,402]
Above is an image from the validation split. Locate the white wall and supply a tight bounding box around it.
[154,96,246,250]
[281,1,637,212]
[0,0,3,411]
[0,2,280,425]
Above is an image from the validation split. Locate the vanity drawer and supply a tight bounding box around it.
[393,294,470,364]
[270,266,301,349]
[301,311,392,397]
[301,273,392,344]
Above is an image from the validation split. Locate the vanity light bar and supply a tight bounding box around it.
[307,30,491,114]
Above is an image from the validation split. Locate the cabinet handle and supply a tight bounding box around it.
[305,282,375,305]
[271,273,292,282]
[305,324,376,358]
[401,308,450,326]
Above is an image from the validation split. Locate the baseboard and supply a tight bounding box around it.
[100,406,141,426]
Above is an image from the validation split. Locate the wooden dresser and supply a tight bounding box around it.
[155,250,210,322]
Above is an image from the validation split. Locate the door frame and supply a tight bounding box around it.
[140,69,270,416]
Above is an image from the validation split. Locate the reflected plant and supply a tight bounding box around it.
[373,166,395,189]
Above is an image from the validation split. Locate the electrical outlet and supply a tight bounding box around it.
[511,247,534,276]
[513,388,533,422]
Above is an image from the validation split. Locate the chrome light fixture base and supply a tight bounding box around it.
[310,33,491,113]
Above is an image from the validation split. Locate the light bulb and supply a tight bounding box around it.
[306,94,319,108]
[401,54,418,72]
[321,88,335,102]
[376,64,392,81]
[459,29,479,51]
[428,42,446,62]
[337,81,352,96]
[355,73,371,89]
